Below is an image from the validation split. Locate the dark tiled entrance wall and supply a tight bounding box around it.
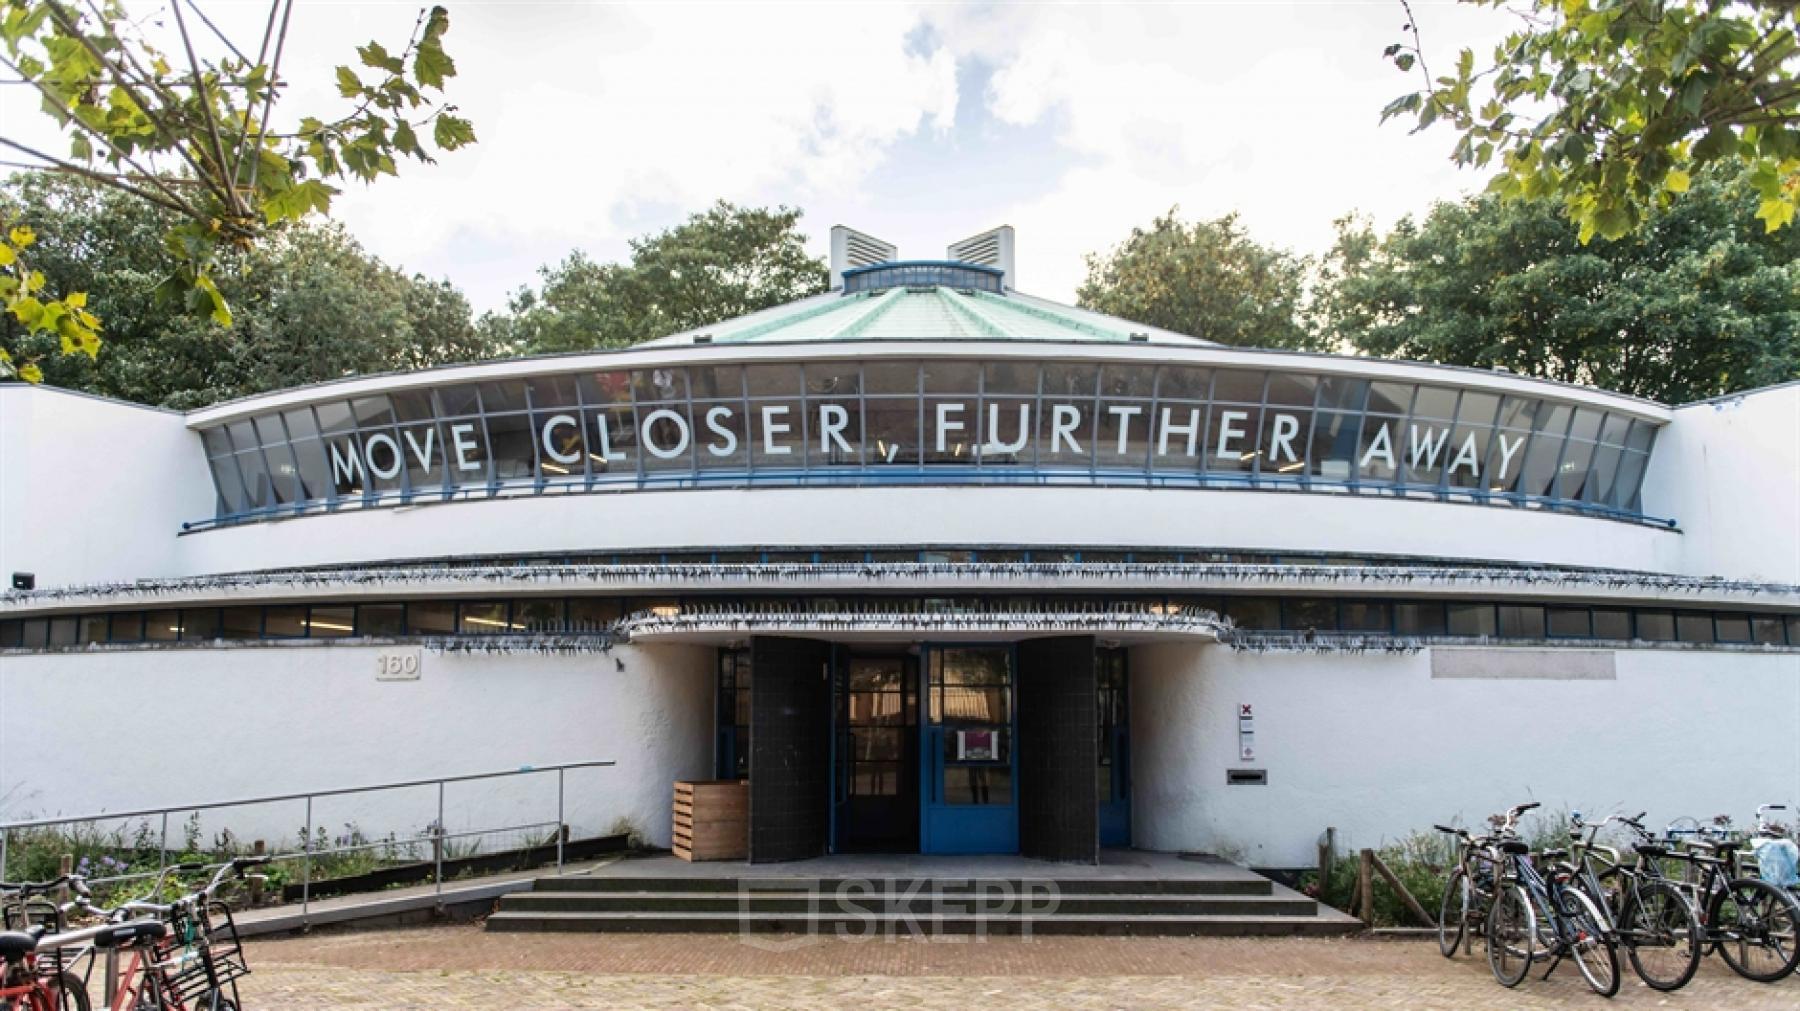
[748,636,832,863]
[1018,636,1099,863]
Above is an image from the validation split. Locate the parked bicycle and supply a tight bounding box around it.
[1565,812,1702,991]
[0,875,90,1011]
[60,857,267,1011]
[1432,806,1518,959]
[1661,815,1800,983]
[1484,805,1620,997]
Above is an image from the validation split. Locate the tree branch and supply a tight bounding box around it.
[170,0,244,217]
[0,136,198,218]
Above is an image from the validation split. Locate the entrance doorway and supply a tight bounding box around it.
[920,645,1018,854]
[832,654,919,851]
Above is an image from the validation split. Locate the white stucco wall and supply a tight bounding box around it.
[0,642,713,849]
[0,385,212,589]
[1643,382,1800,584]
[1131,643,1800,867]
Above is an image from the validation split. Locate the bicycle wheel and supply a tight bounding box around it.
[1486,883,1535,987]
[1561,887,1621,997]
[1709,878,1800,982]
[1437,868,1467,958]
[45,973,89,1011]
[1622,879,1701,991]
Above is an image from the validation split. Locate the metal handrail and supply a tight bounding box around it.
[0,760,613,831]
[0,760,613,922]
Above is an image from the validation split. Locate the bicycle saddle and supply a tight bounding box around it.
[1539,847,1569,860]
[1499,839,1530,855]
[93,920,167,949]
[1634,843,1668,857]
[0,931,36,961]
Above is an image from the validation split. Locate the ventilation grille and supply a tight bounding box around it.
[946,226,1014,289]
[829,226,899,289]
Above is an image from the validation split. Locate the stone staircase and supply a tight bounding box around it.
[485,869,1359,936]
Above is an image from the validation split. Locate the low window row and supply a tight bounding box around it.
[2,596,1795,650]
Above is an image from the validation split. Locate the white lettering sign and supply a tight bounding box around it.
[376,648,422,682]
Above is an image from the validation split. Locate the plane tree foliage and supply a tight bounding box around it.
[1383,1,1799,243]
[3,172,494,408]
[0,0,475,383]
[1075,209,1323,350]
[1316,164,1800,403]
[494,202,830,353]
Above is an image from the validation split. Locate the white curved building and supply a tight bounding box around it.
[3,226,1797,867]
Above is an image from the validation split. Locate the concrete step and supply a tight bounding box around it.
[484,909,1359,937]
[500,889,1315,917]
[530,875,1271,897]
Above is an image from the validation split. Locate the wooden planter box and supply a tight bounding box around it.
[672,779,748,861]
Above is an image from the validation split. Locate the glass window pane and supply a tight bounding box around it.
[1395,602,1447,636]
[1357,415,1400,483]
[1040,363,1097,397]
[145,609,181,642]
[1099,364,1156,399]
[48,618,76,646]
[407,600,455,635]
[360,603,405,637]
[943,765,1011,805]
[1263,372,1314,407]
[1366,382,1413,416]
[1284,598,1337,630]
[314,400,356,435]
[108,612,144,643]
[351,396,395,428]
[696,403,749,470]
[0,621,20,648]
[923,360,981,393]
[579,371,633,405]
[805,362,860,396]
[632,367,686,403]
[638,402,695,474]
[1307,410,1360,482]
[515,599,566,633]
[77,614,108,644]
[1713,614,1750,642]
[1411,386,1459,420]
[19,619,46,648]
[528,374,580,408]
[181,609,219,641]
[264,605,306,638]
[745,364,803,397]
[864,361,919,397]
[1635,611,1675,641]
[308,605,356,638]
[459,601,512,634]
[1497,605,1544,638]
[1257,406,1308,478]
[1225,597,1280,630]
[1593,609,1631,639]
[1211,369,1264,403]
[390,390,436,421]
[1207,405,1258,474]
[1448,603,1497,637]
[568,598,620,632]
[220,608,261,639]
[1547,607,1591,638]
[1155,366,1210,401]
[689,364,743,400]
[1095,400,1152,466]
[1340,601,1391,632]
[751,401,805,467]
[1676,612,1714,643]
[485,413,536,482]
[1518,404,1572,498]
[477,380,528,413]
[1751,616,1786,645]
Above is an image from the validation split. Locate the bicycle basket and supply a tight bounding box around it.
[153,901,249,1002]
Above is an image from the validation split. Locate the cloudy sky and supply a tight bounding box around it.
[4,2,1514,313]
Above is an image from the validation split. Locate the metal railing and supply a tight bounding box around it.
[0,760,613,919]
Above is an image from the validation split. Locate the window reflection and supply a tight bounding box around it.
[198,359,1662,523]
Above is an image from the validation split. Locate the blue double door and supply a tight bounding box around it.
[826,642,1128,855]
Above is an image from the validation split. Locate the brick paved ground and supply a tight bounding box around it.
[235,923,1800,1009]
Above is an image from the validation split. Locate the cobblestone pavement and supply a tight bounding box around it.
[234,924,1800,1009]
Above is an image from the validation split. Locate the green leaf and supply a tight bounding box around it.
[414,7,457,90]
[260,179,335,224]
[335,66,363,98]
[433,114,476,151]
[1663,169,1690,193]
[358,41,405,74]
[1755,196,1796,232]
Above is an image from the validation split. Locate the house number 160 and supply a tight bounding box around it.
[376,651,421,681]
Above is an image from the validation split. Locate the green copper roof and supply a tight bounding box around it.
[638,284,1216,348]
